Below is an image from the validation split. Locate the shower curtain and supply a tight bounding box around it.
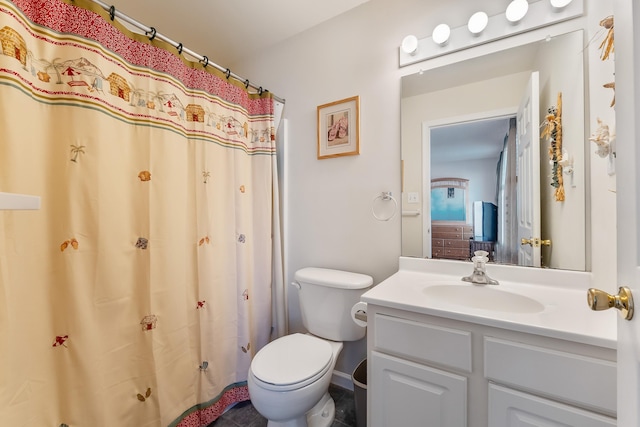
[0,0,280,425]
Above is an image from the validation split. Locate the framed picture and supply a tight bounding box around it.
[317,96,360,159]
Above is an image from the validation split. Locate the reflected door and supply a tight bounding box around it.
[516,72,541,267]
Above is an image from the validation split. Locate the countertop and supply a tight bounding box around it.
[361,257,617,349]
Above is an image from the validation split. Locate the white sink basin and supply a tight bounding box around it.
[423,284,545,314]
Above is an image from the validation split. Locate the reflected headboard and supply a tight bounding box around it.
[430,178,469,223]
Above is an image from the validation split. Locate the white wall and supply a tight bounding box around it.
[231,0,617,380]
[586,1,616,288]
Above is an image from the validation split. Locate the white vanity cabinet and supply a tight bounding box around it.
[367,304,617,427]
[370,313,471,426]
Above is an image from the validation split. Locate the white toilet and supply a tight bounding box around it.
[247,267,373,427]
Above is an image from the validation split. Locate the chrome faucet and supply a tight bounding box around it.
[462,250,499,285]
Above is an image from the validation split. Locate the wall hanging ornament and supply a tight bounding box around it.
[598,16,614,61]
[603,81,615,107]
[589,118,616,175]
[541,92,565,202]
[589,118,613,158]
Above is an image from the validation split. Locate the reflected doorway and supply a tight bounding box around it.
[424,114,519,264]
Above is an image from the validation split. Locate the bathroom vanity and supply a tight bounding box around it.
[361,257,617,427]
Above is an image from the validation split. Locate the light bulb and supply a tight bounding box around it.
[506,0,529,23]
[468,11,488,35]
[432,24,451,46]
[401,35,419,55]
[550,0,573,9]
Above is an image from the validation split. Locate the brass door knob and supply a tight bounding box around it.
[521,238,552,247]
[587,286,634,320]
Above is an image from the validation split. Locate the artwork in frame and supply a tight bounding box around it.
[317,96,360,159]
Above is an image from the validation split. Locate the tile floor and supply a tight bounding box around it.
[207,384,357,427]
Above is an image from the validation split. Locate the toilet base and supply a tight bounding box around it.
[266,392,335,427]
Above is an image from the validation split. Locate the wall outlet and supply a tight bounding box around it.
[407,192,419,204]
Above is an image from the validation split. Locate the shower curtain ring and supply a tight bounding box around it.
[146,27,156,41]
[244,79,250,89]
[258,86,263,95]
[176,43,183,55]
[109,5,115,21]
[201,56,208,67]
[225,69,231,79]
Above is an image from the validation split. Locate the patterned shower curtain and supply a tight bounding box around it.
[0,0,277,425]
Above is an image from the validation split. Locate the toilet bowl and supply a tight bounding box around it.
[248,333,343,427]
[247,268,373,427]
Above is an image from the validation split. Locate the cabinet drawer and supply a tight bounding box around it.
[445,239,469,248]
[489,383,615,426]
[433,231,463,240]
[432,247,445,257]
[484,337,616,416]
[432,225,463,233]
[433,225,472,233]
[432,238,444,247]
[374,314,471,372]
[445,248,468,258]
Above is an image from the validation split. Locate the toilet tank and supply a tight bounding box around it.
[294,267,373,341]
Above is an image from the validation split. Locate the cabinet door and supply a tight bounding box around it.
[488,384,616,427]
[370,351,467,427]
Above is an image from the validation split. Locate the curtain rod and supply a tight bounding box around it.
[89,0,285,104]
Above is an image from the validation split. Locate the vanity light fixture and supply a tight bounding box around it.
[505,0,529,23]
[467,11,488,35]
[550,0,573,10]
[398,0,583,67]
[401,35,419,55]
[432,23,451,46]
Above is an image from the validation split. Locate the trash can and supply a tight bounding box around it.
[352,359,367,427]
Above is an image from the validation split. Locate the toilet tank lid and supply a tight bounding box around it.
[294,267,373,289]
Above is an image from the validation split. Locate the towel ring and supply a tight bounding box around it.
[372,192,397,221]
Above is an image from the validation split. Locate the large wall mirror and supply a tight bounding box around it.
[401,29,588,271]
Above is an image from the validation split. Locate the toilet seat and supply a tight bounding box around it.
[250,333,333,391]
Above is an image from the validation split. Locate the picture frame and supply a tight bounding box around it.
[317,96,360,159]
